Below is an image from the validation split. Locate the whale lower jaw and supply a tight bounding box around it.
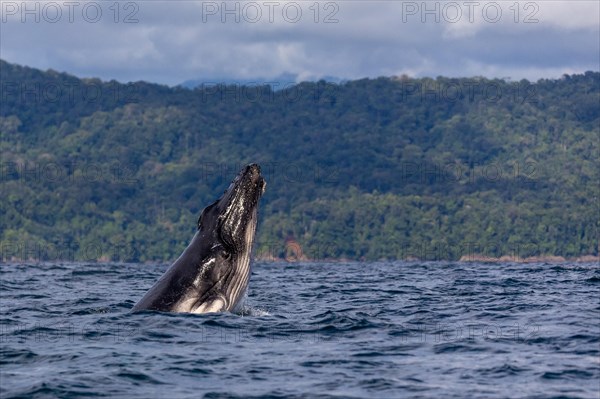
[171,294,245,314]
[192,298,226,314]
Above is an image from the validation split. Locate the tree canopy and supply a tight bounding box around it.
[1,60,598,261]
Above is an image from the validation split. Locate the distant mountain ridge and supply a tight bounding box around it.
[1,59,598,261]
[180,73,345,90]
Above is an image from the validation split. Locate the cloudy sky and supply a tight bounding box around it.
[1,1,598,85]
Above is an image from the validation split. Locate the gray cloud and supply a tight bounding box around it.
[1,1,598,84]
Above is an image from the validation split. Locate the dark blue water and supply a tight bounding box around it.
[1,261,599,398]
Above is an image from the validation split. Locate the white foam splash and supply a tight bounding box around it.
[235,304,271,317]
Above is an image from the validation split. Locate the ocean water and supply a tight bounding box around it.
[0,261,599,398]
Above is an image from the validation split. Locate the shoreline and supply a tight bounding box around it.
[1,255,598,264]
[253,254,599,264]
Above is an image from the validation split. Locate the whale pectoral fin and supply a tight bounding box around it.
[192,297,226,314]
[197,200,219,230]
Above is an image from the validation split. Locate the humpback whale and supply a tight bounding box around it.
[133,163,266,313]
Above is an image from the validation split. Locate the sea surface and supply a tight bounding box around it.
[0,261,599,398]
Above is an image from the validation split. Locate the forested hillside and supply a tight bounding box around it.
[1,60,598,261]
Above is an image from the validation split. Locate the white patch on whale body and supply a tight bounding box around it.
[193,297,226,313]
[193,258,215,287]
[171,297,198,313]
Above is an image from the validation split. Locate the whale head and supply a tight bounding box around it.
[132,163,266,314]
[191,163,266,312]
[199,163,265,257]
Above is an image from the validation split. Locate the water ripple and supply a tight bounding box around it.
[1,261,598,398]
